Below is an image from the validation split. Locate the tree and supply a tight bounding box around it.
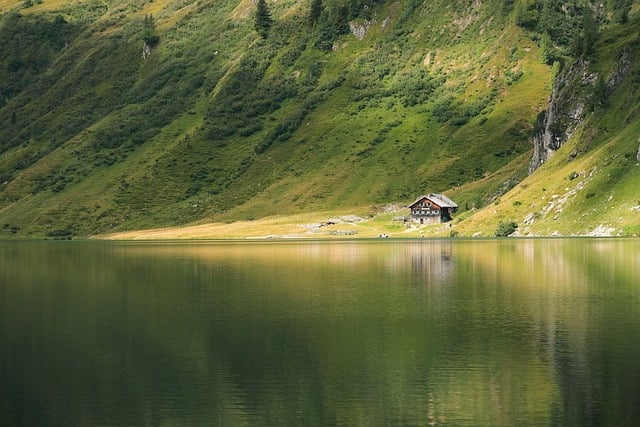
[309,0,322,27]
[255,0,273,39]
[311,1,349,50]
[539,32,555,65]
[11,110,17,125]
[142,14,159,46]
[581,8,598,57]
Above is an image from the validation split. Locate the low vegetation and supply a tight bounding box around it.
[495,221,519,237]
[0,0,639,239]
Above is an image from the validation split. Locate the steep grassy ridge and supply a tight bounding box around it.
[0,0,637,238]
[454,10,640,237]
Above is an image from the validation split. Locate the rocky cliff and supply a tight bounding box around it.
[530,46,637,173]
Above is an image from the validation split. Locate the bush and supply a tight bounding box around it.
[494,220,518,237]
[46,229,72,239]
[141,15,159,46]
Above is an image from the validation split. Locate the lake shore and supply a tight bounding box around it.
[98,210,455,240]
[95,208,630,240]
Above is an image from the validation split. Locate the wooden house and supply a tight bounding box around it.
[408,194,458,225]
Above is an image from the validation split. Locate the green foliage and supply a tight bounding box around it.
[539,32,556,64]
[205,48,288,142]
[1,0,638,237]
[612,0,632,24]
[576,7,598,57]
[393,68,442,107]
[0,12,78,104]
[395,0,423,29]
[590,75,607,112]
[432,96,455,123]
[255,0,273,39]
[46,228,72,239]
[494,220,518,237]
[503,0,515,13]
[311,0,349,50]
[550,60,561,80]
[142,14,159,46]
[309,0,323,27]
[3,224,21,235]
[22,0,43,8]
[515,0,602,58]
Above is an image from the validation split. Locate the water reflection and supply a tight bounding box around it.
[0,239,639,426]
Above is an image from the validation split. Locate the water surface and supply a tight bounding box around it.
[1,239,639,426]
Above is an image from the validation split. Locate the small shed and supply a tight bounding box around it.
[408,194,458,225]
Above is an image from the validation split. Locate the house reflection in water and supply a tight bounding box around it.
[406,241,454,288]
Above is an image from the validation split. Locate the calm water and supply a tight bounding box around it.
[1,239,639,426]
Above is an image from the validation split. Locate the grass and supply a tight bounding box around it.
[1,0,639,238]
[452,118,640,237]
[99,207,454,240]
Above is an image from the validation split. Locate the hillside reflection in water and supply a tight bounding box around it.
[1,239,638,426]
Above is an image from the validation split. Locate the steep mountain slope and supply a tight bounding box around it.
[0,0,637,238]
[454,3,640,237]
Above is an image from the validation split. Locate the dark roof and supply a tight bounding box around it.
[408,193,458,209]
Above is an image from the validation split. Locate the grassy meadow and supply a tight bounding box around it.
[0,0,638,239]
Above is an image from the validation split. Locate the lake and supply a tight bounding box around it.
[1,239,639,426]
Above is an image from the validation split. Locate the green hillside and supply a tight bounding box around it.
[0,0,638,238]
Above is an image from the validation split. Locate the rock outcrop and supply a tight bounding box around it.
[142,42,152,60]
[530,49,635,173]
[529,60,590,173]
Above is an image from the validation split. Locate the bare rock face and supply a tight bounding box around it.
[529,60,589,173]
[349,21,372,40]
[530,49,635,174]
[142,42,152,60]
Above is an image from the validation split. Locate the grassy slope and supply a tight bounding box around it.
[454,13,640,238]
[0,0,637,239]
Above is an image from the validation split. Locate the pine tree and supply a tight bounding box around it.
[142,14,159,46]
[581,8,598,57]
[539,32,555,65]
[309,0,322,27]
[255,0,273,39]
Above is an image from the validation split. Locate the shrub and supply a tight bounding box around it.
[495,220,518,237]
[142,15,159,46]
[46,229,72,239]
